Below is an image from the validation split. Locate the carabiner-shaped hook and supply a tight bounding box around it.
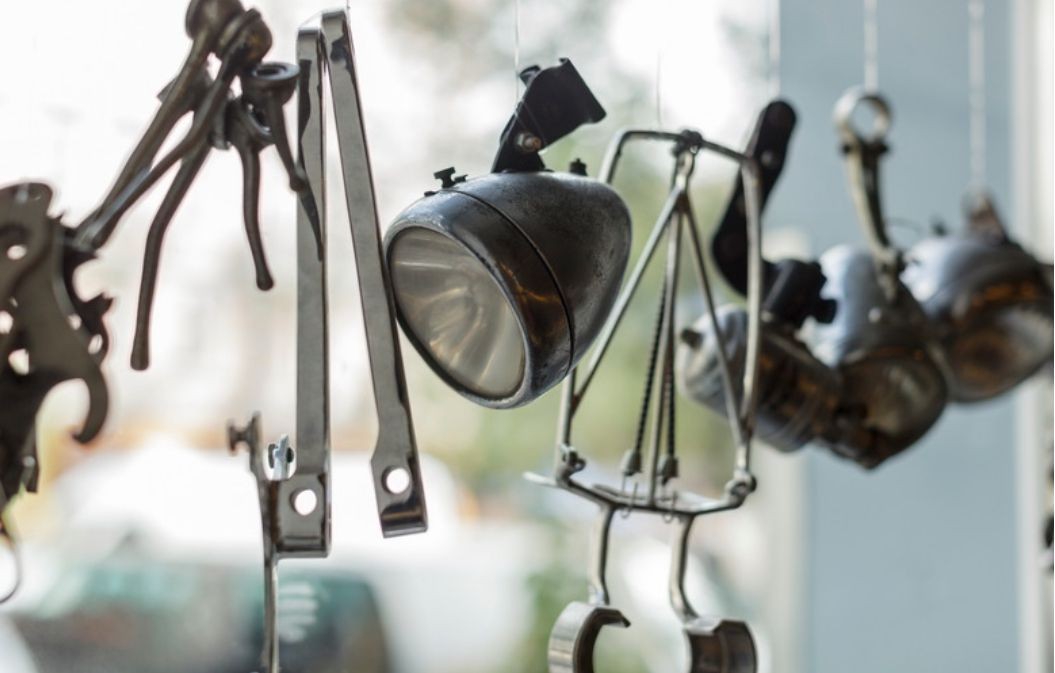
[669,515,757,673]
[548,602,630,673]
[548,505,631,673]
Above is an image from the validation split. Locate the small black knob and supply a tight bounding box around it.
[433,167,457,188]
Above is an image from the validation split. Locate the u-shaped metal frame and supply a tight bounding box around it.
[532,127,767,673]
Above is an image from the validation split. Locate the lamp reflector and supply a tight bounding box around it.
[388,229,526,399]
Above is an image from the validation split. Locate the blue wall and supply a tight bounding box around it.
[774,1,1019,671]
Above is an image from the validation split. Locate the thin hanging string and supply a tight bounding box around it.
[968,0,987,190]
[767,0,781,99]
[863,0,879,90]
[514,0,522,105]
[655,47,664,127]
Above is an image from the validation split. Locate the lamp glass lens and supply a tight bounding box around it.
[843,356,944,437]
[947,304,1053,400]
[389,228,526,399]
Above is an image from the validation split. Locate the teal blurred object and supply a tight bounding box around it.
[10,550,389,673]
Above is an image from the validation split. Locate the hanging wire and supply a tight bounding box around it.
[514,0,522,104]
[968,0,987,191]
[767,0,781,99]
[863,0,879,91]
[655,32,664,127]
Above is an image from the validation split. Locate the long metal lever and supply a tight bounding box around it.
[297,11,428,537]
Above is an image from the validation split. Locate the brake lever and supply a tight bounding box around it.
[74,0,272,250]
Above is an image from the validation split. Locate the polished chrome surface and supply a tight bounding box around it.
[316,10,427,536]
[385,170,631,408]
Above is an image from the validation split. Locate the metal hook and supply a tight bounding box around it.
[0,513,22,605]
[548,505,631,673]
[834,87,901,302]
[669,514,757,673]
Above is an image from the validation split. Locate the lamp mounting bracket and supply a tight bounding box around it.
[491,58,606,173]
[712,100,835,328]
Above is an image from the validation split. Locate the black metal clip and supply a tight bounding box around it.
[491,59,606,173]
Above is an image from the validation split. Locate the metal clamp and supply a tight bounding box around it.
[228,413,297,673]
[669,515,757,673]
[533,127,764,516]
[547,504,630,673]
[534,127,765,673]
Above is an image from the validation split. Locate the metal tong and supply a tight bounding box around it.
[227,10,429,672]
[529,128,765,673]
[71,0,318,371]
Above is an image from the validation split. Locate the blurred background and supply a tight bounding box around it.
[0,0,1050,672]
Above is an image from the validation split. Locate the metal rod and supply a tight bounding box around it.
[647,204,682,504]
[262,551,279,673]
[320,10,427,536]
[573,185,681,407]
[587,505,616,605]
[737,162,764,471]
[668,514,697,622]
[681,205,746,451]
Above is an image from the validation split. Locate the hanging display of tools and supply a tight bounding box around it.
[528,127,766,673]
[0,0,315,569]
[901,0,1053,403]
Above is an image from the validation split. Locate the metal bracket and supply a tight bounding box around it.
[536,128,765,673]
[297,10,428,538]
[227,413,296,673]
[491,59,606,173]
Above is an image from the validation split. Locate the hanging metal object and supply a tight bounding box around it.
[224,8,431,672]
[0,0,319,526]
[902,193,1053,402]
[0,183,112,601]
[528,127,765,673]
[227,414,294,673]
[669,515,757,673]
[384,60,632,408]
[547,504,630,673]
[681,101,844,456]
[809,89,948,466]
